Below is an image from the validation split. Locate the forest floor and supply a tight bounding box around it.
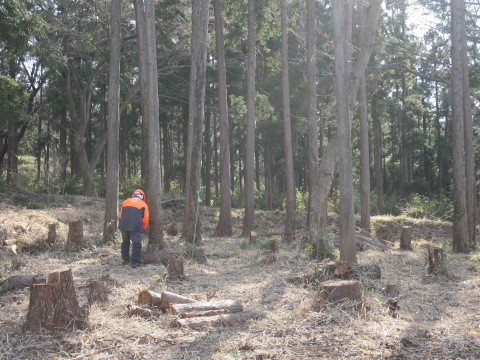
[1,191,480,360]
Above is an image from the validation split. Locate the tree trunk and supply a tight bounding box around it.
[332,0,356,264]
[372,75,383,212]
[306,0,319,230]
[103,0,122,244]
[243,0,256,236]
[171,311,257,331]
[357,0,370,230]
[280,0,296,241]
[26,269,83,330]
[169,299,243,317]
[144,0,164,247]
[183,0,210,244]
[451,0,470,252]
[214,0,232,237]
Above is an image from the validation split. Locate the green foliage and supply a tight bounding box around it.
[0,76,29,131]
[403,194,453,222]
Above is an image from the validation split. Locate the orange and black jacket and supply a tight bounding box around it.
[118,197,149,232]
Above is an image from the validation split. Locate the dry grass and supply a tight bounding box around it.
[1,193,480,359]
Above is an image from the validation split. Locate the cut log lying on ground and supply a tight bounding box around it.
[333,227,390,251]
[171,311,258,331]
[137,290,195,312]
[127,304,154,318]
[137,290,163,307]
[0,274,46,291]
[169,299,243,317]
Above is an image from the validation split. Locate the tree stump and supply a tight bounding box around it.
[400,226,413,250]
[316,279,362,305]
[88,281,108,303]
[47,223,58,245]
[141,250,185,278]
[426,245,445,274]
[64,220,83,252]
[386,283,399,296]
[249,231,257,244]
[26,269,83,330]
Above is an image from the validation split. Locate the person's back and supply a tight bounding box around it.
[119,189,149,267]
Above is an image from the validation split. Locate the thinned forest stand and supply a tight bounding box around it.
[26,269,86,331]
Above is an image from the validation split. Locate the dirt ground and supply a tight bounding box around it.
[1,192,480,360]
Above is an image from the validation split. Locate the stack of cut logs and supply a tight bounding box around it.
[130,290,258,331]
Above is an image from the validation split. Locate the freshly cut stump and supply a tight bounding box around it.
[317,279,362,303]
[26,269,82,330]
[400,226,413,250]
[64,220,83,252]
[426,245,445,274]
[88,280,108,303]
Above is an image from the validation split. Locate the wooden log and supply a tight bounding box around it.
[137,290,163,307]
[127,304,153,318]
[64,220,83,252]
[316,279,362,303]
[169,299,243,317]
[426,245,445,274]
[159,291,195,312]
[26,269,83,330]
[400,226,413,250]
[171,311,258,331]
[47,223,58,244]
[88,281,108,303]
[0,274,46,291]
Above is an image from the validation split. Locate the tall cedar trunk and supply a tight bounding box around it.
[357,1,370,229]
[144,0,164,247]
[103,0,122,244]
[332,0,356,263]
[372,76,383,212]
[183,0,210,243]
[36,115,41,181]
[213,110,219,199]
[163,122,171,193]
[434,77,444,193]
[6,119,18,187]
[306,0,319,230]
[243,0,256,235]
[451,0,471,251]
[280,0,296,241]
[59,105,67,194]
[134,0,149,188]
[460,1,476,248]
[214,0,232,237]
[204,109,211,204]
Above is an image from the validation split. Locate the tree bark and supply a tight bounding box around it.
[400,226,413,250]
[315,279,362,304]
[103,0,122,244]
[183,0,210,243]
[65,220,84,252]
[243,0,256,236]
[280,0,296,241]
[169,299,243,317]
[214,0,232,237]
[306,0,319,230]
[171,311,258,330]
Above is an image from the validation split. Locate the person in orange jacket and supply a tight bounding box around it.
[118,189,149,268]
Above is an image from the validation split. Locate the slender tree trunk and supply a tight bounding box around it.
[144,0,164,247]
[451,0,471,251]
[204,108,212,205]
[357,1,370,230]
[59,105,67,194]
[213,0,232,236]
[103,0,122,244]
[306,0,319,230]
[332,0,356,264]
[183,0,210,243]
[243,0,256,236]
[280,0,296,241]
[372,77,383,213]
